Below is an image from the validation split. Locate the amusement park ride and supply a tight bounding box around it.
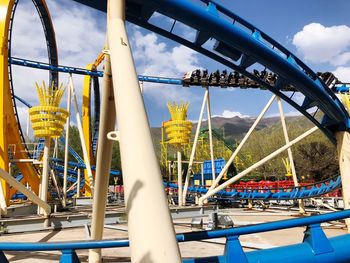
[0,0,349,262]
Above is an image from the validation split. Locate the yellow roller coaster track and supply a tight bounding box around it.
[0,0,56,203]
[82,52,105,196]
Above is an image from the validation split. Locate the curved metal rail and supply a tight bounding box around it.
[72,0,350,143]
[0,210,349,262]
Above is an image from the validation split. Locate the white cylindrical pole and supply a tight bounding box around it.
[206,88,215,181]
[336,132,350,232]
[177,151,183,207]
[40,137,51,217]
[107,1,181,262]
[69,76,94,193]
[182,89,208,202]
[63,81,71,207]
[199,126,318,204]
[0,168,49,214]
[168,161,172,182]
[208,95,276,191]
[277,97,305,214]
[89,51,116,263]
[26,111,30,138]
[201,163,204,186]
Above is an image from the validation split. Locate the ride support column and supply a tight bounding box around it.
[336,131,350,232]
[39,137,51,226]
[89,49,116,263]
[107,1,181,262]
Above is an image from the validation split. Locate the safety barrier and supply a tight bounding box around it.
[166,175,342,200]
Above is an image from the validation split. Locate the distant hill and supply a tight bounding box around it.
[151,115,304,145]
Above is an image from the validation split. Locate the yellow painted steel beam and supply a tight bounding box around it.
[82,53,105,196]
[82,63,94,196]
[0,0,40,203]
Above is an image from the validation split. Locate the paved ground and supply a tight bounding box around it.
[0,207,346,262]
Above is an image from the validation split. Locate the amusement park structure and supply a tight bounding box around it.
[0,0,348,262]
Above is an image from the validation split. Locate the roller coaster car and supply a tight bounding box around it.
[219,70,228,87]
[183,71,192,86]
[318,72,338,88]
[253,69,260,78]
[209,70,220,85]
[238,76,248,88]
[266,72,277,85]
[192,69,201,84]
[201,69,209,86]
[246,78,257,87]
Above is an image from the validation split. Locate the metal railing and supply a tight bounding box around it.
[0,210,349,262]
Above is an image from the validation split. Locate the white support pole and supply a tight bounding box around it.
[206,88,215,181]
[67,182,77,193]
[0,168,50,214]
[107,1,181,262]
[39,137,51,218]
[0,165,7,216]
[336,132,350,232]
[69,75,94,193]
[53,138,58,158]
[26,111,30,138]
[50,169,63,206]
[277,97,305,214]
[177,151,183,207]
[89,48,117,263]
[182,89,209,202]
[168,161,172,182]
[199,126,319,204]
[77,169,81,198]
[208,95,276,191]
[63,81,71,207]
[201,163,204,186]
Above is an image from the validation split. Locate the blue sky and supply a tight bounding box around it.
[10,0,350,130]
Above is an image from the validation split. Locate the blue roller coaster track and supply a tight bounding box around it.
[6,1,350,262]
[73,0,350,143]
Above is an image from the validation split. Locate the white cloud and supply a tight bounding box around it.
[130,29,201,106]
[214,110,249,119]
[266,111,302,118]
[333,66,350,82]
[292,23,350,66]
[10,1,202,130]
[10,0,105,130]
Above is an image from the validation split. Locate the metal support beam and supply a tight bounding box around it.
[0,169,50,215]
[182,89,209,203]
[69,75,94,194]
[277,97,305,214]
[177,151,183,207]
[208,95,276,191]
[63,80,72,207]
[206,88,215,181]
[89,47,116,263]
[107,1,181,262]
[199,126,319,204]
[336,131,350,232]
[39,138,50,220]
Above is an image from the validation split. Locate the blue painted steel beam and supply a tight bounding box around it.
[9,57,183,85]
[70,0,349,131]
[148,0,347,125]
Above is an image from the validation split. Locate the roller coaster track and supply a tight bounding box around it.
[73,0,349,144]
[166,175,342,201]
[0,0,58,201]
